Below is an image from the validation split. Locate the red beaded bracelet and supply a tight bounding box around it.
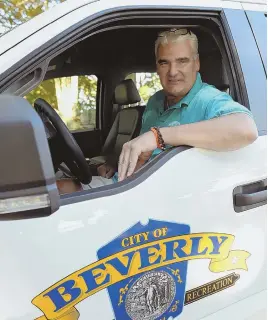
[151,127,166,151]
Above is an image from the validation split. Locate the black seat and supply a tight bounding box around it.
[89,79,145,167]
[200,52,230,93]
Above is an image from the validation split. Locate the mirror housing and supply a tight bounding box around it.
[0,95,60,220]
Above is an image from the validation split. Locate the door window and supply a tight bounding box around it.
[25,75,98,131]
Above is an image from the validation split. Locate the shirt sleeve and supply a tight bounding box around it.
[139,96,153,135]
[205,92,253,120]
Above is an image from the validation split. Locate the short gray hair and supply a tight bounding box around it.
[155,28,199,58]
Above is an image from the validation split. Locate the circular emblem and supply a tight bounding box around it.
[125,270,176,320]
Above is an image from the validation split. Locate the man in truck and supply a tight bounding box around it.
[57,28,258,193]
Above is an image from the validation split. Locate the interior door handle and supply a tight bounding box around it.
[233,179,267,212]
[235,189,267,206]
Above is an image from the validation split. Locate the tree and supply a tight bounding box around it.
[25,75,98,131]
[0,0,66,35]
[26,78,58,109]
[127,73,162,104]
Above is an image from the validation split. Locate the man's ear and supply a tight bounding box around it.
[156,62,160,75]
[195,54,200,72]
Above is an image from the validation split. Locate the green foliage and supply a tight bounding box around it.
[126,72,162,104]
[25,75,98,131]
[77,75,98,111]
[0,0,66,35]
[72,75,98,130]
[26,78,58,109]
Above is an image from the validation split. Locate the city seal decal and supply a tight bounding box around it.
[32,220,250,320]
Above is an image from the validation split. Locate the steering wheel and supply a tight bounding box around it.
[34,98,92,184]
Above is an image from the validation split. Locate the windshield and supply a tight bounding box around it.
[0,0,67,36]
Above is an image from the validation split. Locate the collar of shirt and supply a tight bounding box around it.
[166,72,203,110]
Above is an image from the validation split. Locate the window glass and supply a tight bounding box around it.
[25,75,98,131]
[126,72,162,105]
[245,11,267,72]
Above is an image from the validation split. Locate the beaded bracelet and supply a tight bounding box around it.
[151,127,166,151]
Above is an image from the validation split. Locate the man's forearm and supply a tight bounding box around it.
[159,113,258,151]
[117,113,258,181]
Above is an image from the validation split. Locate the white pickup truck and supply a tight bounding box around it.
[0,0,266,319]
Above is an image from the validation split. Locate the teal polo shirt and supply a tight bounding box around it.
[140,73,253,156]
[112,73,253,182]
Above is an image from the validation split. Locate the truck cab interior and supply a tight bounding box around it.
[25,15,238,189]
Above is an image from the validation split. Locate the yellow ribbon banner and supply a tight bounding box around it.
[32,232,250,320]
[36,308,79,320]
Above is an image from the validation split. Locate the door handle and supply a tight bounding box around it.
[235,189,267,206]
[233,179,267,212]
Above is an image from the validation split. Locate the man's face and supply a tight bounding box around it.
[156,39,200,101]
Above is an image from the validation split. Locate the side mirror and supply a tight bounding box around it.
[0,95,60,220]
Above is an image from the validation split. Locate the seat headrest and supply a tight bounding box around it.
[113,79,141,105]
[200,52,229,92]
